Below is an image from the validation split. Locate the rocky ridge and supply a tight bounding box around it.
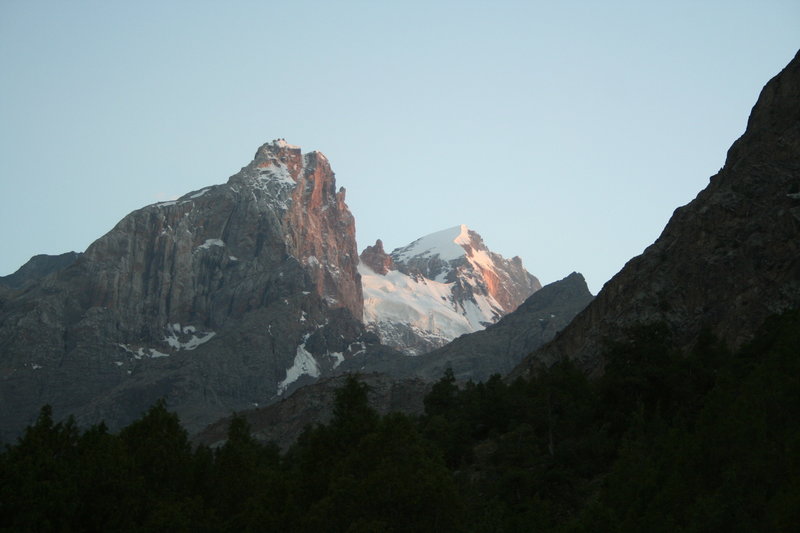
[359,239,394,275]
[512,50,800,379]
[0,252,81,290]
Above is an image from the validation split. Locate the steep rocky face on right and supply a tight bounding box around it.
[512,50,800,379]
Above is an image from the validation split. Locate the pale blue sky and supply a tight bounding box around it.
[1,1,797,293]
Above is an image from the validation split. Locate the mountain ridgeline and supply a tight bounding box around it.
[0,252,82,290]
[0,139,586,442]
[2,47,798,479]
[512,49,800,380]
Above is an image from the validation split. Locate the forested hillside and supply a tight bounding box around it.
[3,309,798,531]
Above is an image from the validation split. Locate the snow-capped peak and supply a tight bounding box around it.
[393,224,471,263]
[364,226,541,355]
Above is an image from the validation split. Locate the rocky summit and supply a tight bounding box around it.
[0,140,374,441]
[360,225,542,355]
[512,50,800,379]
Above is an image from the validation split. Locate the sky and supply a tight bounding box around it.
[0,1,797,294]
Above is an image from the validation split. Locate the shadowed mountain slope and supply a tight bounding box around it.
[512,50,800,379]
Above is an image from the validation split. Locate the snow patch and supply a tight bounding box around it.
[196,239,224,251]
[329,351,345,368]
[359,257,505,354]
[247,158,299,210]
[349,341,367,357]
[394,225,469,263]
[189,188,211,199]
[125,346,172,359]
[163,324,216,351]
[277,335,320,394]
[361,263,475,344]
[257,163,295,187]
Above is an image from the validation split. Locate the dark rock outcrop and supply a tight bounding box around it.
[0,252,81,289]
[512,50,800,379]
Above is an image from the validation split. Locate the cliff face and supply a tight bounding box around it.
[513,50,800,378]
[79,139,361,330]
[0,140,368,441]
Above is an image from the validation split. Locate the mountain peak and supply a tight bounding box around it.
[392,224,473,266]
[361,225,541,354]
[270,138,301,150]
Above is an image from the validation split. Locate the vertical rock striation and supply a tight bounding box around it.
[0,140,368,440]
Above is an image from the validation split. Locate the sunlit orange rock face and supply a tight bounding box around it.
[359,239,394,275]
[275,146,362,320]
[459,233,536,315]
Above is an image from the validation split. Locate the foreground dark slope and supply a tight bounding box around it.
[195,373,430,450]
[514,50,800,378]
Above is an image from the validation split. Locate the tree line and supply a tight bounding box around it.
[2,309,799,531]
